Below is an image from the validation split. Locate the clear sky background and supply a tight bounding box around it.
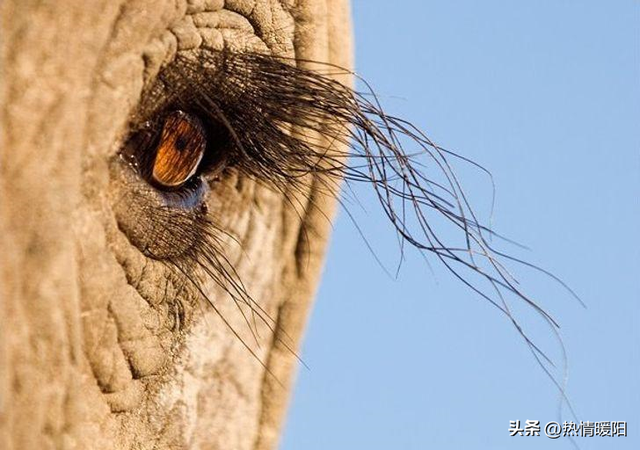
[281,2,638,449]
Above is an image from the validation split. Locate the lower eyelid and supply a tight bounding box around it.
[110,158,208,259]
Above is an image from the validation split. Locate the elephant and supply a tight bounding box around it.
[0,1,563,449]
[0,1,354,449]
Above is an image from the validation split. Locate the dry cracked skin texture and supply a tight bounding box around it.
[0,1,352,449]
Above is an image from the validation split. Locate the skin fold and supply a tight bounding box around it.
[0,1,352,449]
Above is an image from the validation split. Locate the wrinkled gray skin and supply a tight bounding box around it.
[0,1,352,449]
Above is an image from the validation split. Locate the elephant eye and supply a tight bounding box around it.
[122,107,230,198]
[151,110,206,189]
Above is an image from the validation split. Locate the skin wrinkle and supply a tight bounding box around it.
[146,3,295,77]
[110,288,171,376]
[80,228,170,400]
[225,0,296,55]
[107,226,193,356]
[78,205,181,411]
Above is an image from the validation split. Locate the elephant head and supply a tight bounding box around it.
[1,1,353,449]
[1,1,564,449]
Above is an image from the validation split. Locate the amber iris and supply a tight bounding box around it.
[151,110,206,188]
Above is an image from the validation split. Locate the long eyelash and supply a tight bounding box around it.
[133,48,581,402]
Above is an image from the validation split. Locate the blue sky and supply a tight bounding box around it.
[282,2,638,449]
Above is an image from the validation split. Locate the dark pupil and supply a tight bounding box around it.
[175,136,187,152]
